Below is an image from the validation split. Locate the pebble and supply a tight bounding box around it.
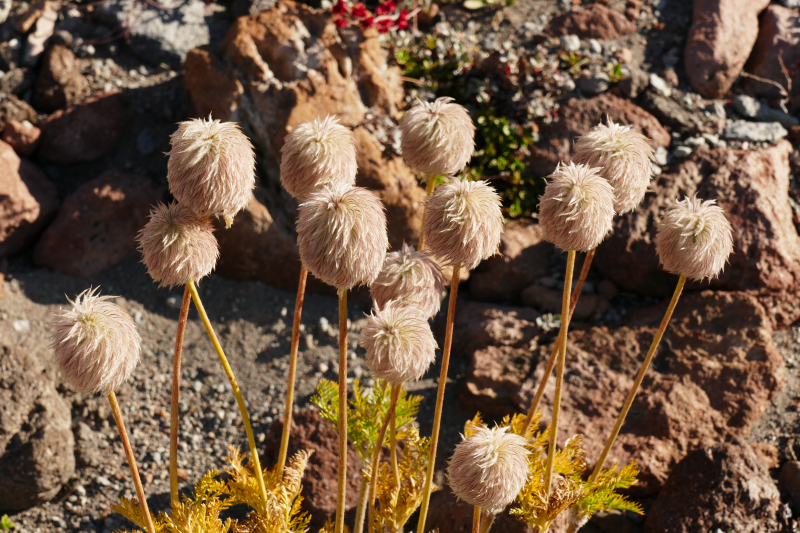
[13,319,30,332]
[672,146,693,158]
[588,39,602,54]
[133,310,145,325]
[577,77,609,96]
[654,146,669,166]
[166,295,181,309]
[96,476,111,486]
[317,362,329,373]
[280,307,288,317]
[722,120,788,143]
[684,136,708,151]
[192,381,203,392]
[561,34,580,52]
[649,73,672,97]
[732,94,799,129]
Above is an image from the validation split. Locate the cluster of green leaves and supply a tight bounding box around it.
[0,516,13,531]
[310,379,421,465]
[393,39,473,90]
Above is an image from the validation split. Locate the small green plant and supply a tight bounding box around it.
[606,62,625,84]
[560,52,588,75]
[0,515,13,531]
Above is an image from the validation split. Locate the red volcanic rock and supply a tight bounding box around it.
[743,5,800,100]
[685,0,770,98]
[0,140,57,258]
[546,4,635,40]
[2,119,41,158]
[32,45,88,112]
[34,170,162,276]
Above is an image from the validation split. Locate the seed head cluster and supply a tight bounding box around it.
[137,202,219,289]
[399,97,475,178]
[423,178,504,271]
[448,426,530,515]
[297,183,388,291]
[50,288,141,394]
[370,244,445,319]
[361,301,437,385]
[167,117,255,227]
[538,162,615,252]
[573,120,655,214]
[655,195,733,281]
[280,116,358,199]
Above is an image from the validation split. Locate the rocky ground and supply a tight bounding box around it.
[5,0,800,531]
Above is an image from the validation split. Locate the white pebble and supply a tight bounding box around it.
[13,319,30,332]
[317,362,329,373]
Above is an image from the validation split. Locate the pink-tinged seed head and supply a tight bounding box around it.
[166,117,255,227]
[297,183,388,291]
[538,162,615,252]
[422,178,504,271]
[370,243,445,319]
[655,195,733,281]
[447,426,530,515]
[280,115,358,199]
[399,97,475,178]
[573,119,655,214]
[137,202,219,289]
[50,288,141,394]
[361,300,437,385]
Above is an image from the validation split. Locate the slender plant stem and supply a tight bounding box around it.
[368,385,402,533]
[353,470,370,533]
[335,289,349,533]
[168,285,191,508]
[522,248,596,435]
[186,280,268,505]
[416,264,461,533]
[417,176,437,251]
[588,275,687,483]
[108,391,156,533]
[479,513,495,533]
[543,250,575,497]
[390,386,401,489]
[472,507,481,533]
[277,266,308,478]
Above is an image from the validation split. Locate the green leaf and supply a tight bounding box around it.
[0,515,14,531]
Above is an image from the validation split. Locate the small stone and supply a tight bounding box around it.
[614,47,633,64]
[74,485,86,497]
[722,120,788,143]
[318,316,330,334]
[655,146,669,166]
[561,34,581,52]
[304,333,315,350]
[152,451,162,464]
[192,381,203,392]
[281,307,288,317]
[684,136,708,150]
[732,94,799,128]
[12,319,30,332]
[672,145,693,158]
[96,476,111,486]
[176,467,189,481]
[588,39,602,53]
[133,311,144,325]
[619,67,649,98]
[317,362,329,373]
[649,73,672,97]
[577,77,609,96]
[166,295,181,309]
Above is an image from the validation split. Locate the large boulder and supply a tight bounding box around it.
[593,141,800,329]
[545,4,635,40]
[458,291,784,495]
[0,345,75,510]
[529,94,670,177]
[645,439,787,532]
[0,140,58,258]
[684,0,771,98]
[37,91,131,165]
[34,170,162,276]
[184,0,423,285]
[743,5,800,101]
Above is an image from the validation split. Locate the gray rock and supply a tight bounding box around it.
[94,0,212,67]
[672,145,693,158]
[619,67,649,98]
[577,76,609,96]
[732,94,799,128]
[0,345,75,510]
[588,38,602,53]
[723,120,788,143]
[641,91,706,134]
[561,34,580,52]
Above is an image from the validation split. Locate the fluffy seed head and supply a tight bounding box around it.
[167,117,255,227]
[297,183,388,290]
[50,288,141,394]
[655,195,733,281]
[399,97,475,177]
[423,178,504,271]
[137,202,219,288]
[280,116,358,199]
[447,426,530,514]
[573,119,655,214]
[360,300,437,385]
[370,243,445,319]
[539,162,615,252]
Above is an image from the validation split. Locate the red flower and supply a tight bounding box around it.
[334,16,347,28]
[351,2,368,18]
[375,0,396,15]
[396,9,408,30]
[332,0,348,14]
[377,18,393,32]
[360,16,375,28]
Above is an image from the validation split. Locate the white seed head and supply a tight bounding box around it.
[50,288,141,394]
[573,119,655,214]
[447,426,530,515]
[361,301,437,385]
[138,202,219,289]
[167,117,255,227]
[370,243,445,319]
[423,178,504,271]
[280,115,358,199]
[297,183,388,291]
[399,97,475,177]
[538,162,615,252]
[655,195,733,281]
